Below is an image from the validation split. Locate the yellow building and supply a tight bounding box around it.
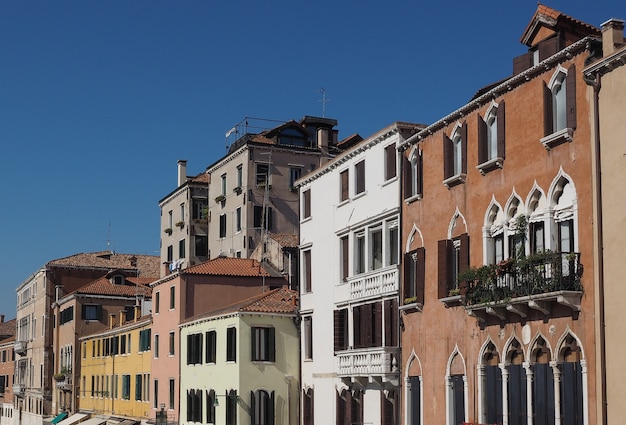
[79,314,152,422]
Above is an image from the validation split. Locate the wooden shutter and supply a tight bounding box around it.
[341,236,349,281]
[268,328,275,362]
[538,36,559,61]
[333,309,347,351]
[303,189,311,218]
[336,390,346,425]
[250,391,256,425]
[353,306,361,349]
[373,302,383,347]
[477,114,487,164]
[543,81,553,136]
[415,247,425,305]
[403,251,413,299]
[383,298,398,347]
[304,250,312,292]
[410,376,421,425]
[458,233,470,276]
[443,134,453,179]
[355,160,365,194]
[361,303,373,347]
[566,64,577,130]
[385,144,396,180]
[461,122,468,174]
[438,239,452,298]
[497,101,506,159]
[512,52,532,75]
[403,155,412,199]
[340,170,349,201]
[269,391,275,425]
[416,149,423,196]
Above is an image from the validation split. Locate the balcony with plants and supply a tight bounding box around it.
[460,250,583,322]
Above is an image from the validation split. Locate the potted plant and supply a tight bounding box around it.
[215,195,226,203]
[175,221,184,229]
[164,228,173,235]
[233,186,242,195]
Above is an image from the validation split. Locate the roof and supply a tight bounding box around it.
[47,251,160,278]
[268,233,299,249]
[190,172,209,183]
[0,318,16,340]
[183,257,272,277]
[183,287,298,324]
[520,4,600,47]
[69,276,152,298]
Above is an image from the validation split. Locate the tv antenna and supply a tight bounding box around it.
[317,88,331,117]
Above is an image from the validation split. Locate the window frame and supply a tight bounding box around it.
[251,326,275,362]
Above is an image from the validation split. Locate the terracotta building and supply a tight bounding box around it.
[399,6,600,425]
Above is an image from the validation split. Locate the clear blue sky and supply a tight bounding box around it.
[0,1,621,316]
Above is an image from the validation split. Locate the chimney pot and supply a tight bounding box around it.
[601,18,625,56]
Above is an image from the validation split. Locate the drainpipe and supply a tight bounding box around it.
[583,66,607,425]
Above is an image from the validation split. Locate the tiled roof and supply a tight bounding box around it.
[521,4,600,46]
[0,318,16,340]
[190,172,209,183]
[268,233,299,248]
[47,251,160,278]
[183,287,298,323]
[183,257,272,277]
[71,276,152,298]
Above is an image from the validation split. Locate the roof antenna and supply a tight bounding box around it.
[317,88,331,117]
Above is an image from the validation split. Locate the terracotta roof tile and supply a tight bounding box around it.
[183,257,272,277]
[47,251,160,278]
[190,172,209,183]
[0,319,16,340]
[71,276,152,298]
[268,233,299,248]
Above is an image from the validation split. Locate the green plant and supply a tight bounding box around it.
[175,221,184,228]
[215,195,226,203]
[164,228,173,235]
[404,296,418,305]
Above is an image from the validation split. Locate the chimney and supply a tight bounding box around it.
[109,314,116,329]
[134,305,141,322]
[177,160,187,187]
[601,18,625,56]
[317,128,329,165]
[0,315,4,324]
[120,310,127,326]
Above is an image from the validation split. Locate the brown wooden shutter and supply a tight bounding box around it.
[458,233,470,275]
[566,64,577,130]
[477,114,487,164]
[443,134,453,179]
[362,303,373,347]
[497,101,506,159]
[415,247,425,305]
[345,390,353,425]
[403,155,412,199]
[403,251,412,298]
[543,82,553,136]
[373,302,383,347]
[340,170,349,201]
[341,236,349,281]
[383,298,398,347]
[355,160,365,194]
[461,122,468,174]
[416,149,423,196]
[438,239,452,298]
[385,144,396,180]
[353,306,361,349]
[513,52,532,75]
[538,36,559,62]
[333,309,347,351]
[303,189,311,218]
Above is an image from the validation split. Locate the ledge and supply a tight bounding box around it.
[440,294,464,308]
[443,174,466,189]
[540,128,574,150]
[476,157,503,175]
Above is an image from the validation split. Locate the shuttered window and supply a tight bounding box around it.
[355,160,365,194]
[205,331,216,363]
[226,327,236,362]
[437,234,469,298]
[333,309,348,352]
[384,144,397,180]
[303,250,312,293]
[251,327,275,362]
[340,170,349,202]
[404,248,425,305]
[303,317,313,360]
[302,189,311,218]
[340,236,349,281]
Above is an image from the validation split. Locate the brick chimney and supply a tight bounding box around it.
[601,18,625,56]
[120,310,127,326]
[109,314,116,329]
[178,160,187,187]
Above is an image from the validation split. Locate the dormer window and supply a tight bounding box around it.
[279,128,308,147]
[113,275,124,285]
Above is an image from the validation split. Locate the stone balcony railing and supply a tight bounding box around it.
[12,384,24,397]
[14,341,27,355]
[347,265,399,301]
[335,346,400,381]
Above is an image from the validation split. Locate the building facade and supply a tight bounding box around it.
[297,122,422,425]
[399,6,599,425]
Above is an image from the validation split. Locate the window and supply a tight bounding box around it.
[354,160,365,195]
[180,203,185,222]
[253,206,273,231]
[404,148,423,200]
[443,123,467,184]
[370,226,383,270]
[302,250,312,293]
[139,329,151,352]
[530,221,545,254]
[169,331,175,356]
[355,231,366,275]
[121,375,131,400]
[226,327,237,362]
[340,235,349,281]
[205,331,216,363]
[333,309,348,352]
[135,374,142,401]
[303,388,314,425]
[542,65,577,148]
[256,163,270,186]
[195,235,208,257]
[236,165,243,189]
[226,390,238,425]
[168,210,173,229]
[251,390,274,425]
[221,173,227,196]
[187,389,203,422]
[404,248,425,305]
[170,286,175,310]
[60,306,74,325]
[154,380,159,408]
[408,376,421,425]
[438,234,469,298]
[82,305,100,321]
[289,166,302,188]
[219,214,227,238]
[179,239,186,259]
[477,102,506,172]
[187,333,202,365]
[388,221,399,266]
[340,169,349,202]
[206,390,216,424]
[303,317,313,360]
[302,189,311,219]
[169,379,175,410]
[154,335,159,358]
[167,245,173,262]
[192,199,207,220]
[235,207,242,232]
[384,144,397,180]
[155,292,160,314]
[251,327,275,362]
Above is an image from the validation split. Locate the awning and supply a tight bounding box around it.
[78,417,107,425]
[51,413,68,424]
[56,413,88,425]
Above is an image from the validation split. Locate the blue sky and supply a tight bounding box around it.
[0,1,621,316]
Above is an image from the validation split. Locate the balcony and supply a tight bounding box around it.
[463,252,583,322]
[12,384,24,397]
[336,346,399,384]
[14,341,27,355]
[347,265,398,301]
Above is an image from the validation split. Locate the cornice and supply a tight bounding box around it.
[583,45,626,78]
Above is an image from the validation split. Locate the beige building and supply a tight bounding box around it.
[14,252,158,425]
[583,18,626,425]
[159,161,210,278]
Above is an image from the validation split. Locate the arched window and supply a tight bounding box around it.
[446,348,466,425]
[481,342,503,424]
[251,389,274,425]
[506,339,527,425]
[531,337,555,425]
[542,65,576,148]
[559,334,584,425]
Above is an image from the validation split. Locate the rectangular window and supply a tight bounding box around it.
[179,239,186,259]
[120,335,127,354]
[205,331,216,363]
[122,375,131,400]
[404,248,425,305]
[221,173,227,196]
[180,203,185,222]
[256,163,270,186]
[388,223,399,266]
[154,335,159,358]
[135,374,142,401]
[167,245,173,262]
[236,165,243,189]
[303,317,313,360]
[192,199,207,220]
[333,309,348,352]
[170,286,175,310]
[384,144,397,180]
[355,160,365,194]
[236,207,242,232]
[195,235,208,257]
[253,206,273,231]
[155,292,160,314]
[226,327,237,362]
[168,210,173,229]
[139,329,151,352]
[82,305,100,321]
[302,189,311,219]
[251,327,275,362]
[169,331,175,356]
[289,166,302,188]
[530,221,545,254]
[340,170,349,202]
[154,380,159,408]
[219,214,227,238]
[303,250,312,293]
[493,234,504,264]
[186,333,203,365]
[340,235,349,281]
[355,232,365,275]
[370,226,383,270]
[169,379,175,410]
[558,219,574,253]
